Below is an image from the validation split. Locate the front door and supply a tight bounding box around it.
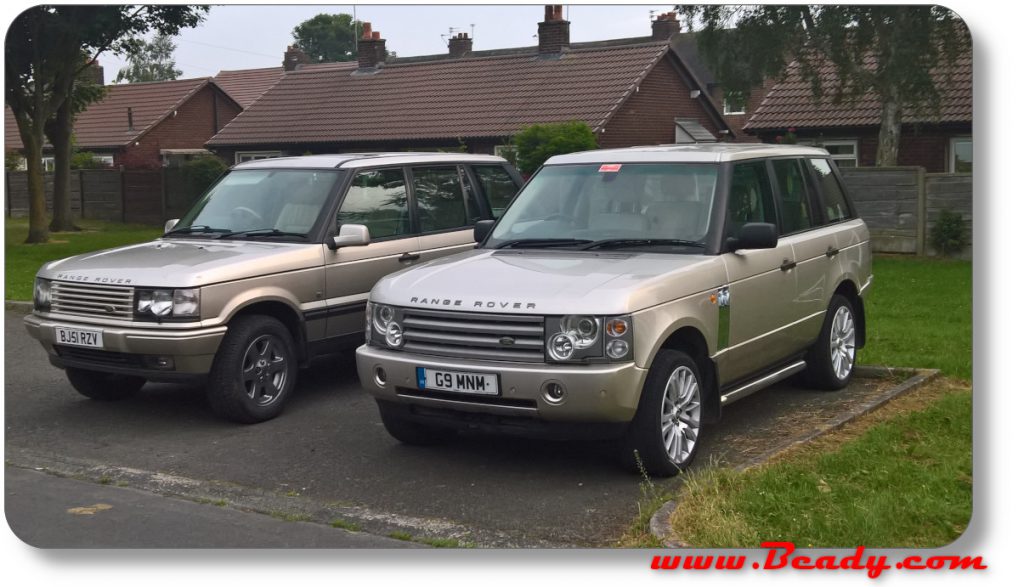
[323,167,423,339]
[411,165,481,263]
[718,160,798,385]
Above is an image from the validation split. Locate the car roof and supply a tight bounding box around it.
[232,152,509,170]
[545,143,830,165]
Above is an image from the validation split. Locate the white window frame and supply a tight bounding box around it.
[722,92,746,116]
[949,136,972,173]
[94,154,115,168]
[235,150,282,164]
[800,139,858,167]
[493,144,517,161]
[41,156,55,172]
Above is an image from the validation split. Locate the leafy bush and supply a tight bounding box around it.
[70,151,110,169]
[5,151,25,170]
[512,121,598,176]
[930,209,969,256]
[181,155,228,198]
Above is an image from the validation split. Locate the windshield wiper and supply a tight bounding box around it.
[215,228,309,240]
[579,238,705,251]
[164,224,231,236]
[494,238,593,249]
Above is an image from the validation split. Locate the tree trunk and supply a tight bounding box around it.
[875,93,903,167]
[14,118,50,244]
[47,96,79,232]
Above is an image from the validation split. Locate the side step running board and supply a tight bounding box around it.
[719,360,807,407]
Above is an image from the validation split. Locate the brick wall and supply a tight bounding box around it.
[713,78,773,143]
[116,85,242,169]
[599,57,721,148]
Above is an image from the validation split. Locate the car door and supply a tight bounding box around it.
[322,166,423,339]
[718,160,799,386]
[470,163,522,219]
[410,164,482,263]
[769,157,834,350]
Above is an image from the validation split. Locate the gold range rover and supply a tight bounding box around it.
[24,153,523,422]
[357,144,873,476]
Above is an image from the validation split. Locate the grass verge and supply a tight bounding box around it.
[668,378,971,547]
[4,218,162,301]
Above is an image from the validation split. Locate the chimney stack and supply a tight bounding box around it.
[83,60,105,85]
[358,22,388,69]
[538,5,570,55]
[283,45,311,71]
[651,12,681,41]
[448,32,473,58]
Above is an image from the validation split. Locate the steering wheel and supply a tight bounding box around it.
[230,206,263,226]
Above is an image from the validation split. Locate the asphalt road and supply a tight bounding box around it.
[4,310,900,547]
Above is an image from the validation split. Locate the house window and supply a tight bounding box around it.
[723,92,746,115]
[41,156,55,172]
[494,144,517,162]
[801,140,858,168]
[236,151,282,164]
[950,137,972,173]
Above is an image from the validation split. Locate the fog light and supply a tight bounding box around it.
[543,381,566,404]
[374,366,387,387]
[143,355,175,370]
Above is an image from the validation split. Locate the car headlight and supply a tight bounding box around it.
[367,302,403,348]
[33,278,51,312]
[135,288,200,319]
[545,315,633,363]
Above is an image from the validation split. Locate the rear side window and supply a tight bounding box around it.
[726,161,776,238]
[338,168,411,240]
[412,166,472,232]
[473,165,519,218]
[808,158,852,222]
[771,159,813,234]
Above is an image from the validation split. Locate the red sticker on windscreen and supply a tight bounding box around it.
[599,164,622,173]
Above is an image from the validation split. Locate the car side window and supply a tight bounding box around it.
[726,161,776,238]
[337,168,411,240]
[808,158,852,222]
[473,165,519,218]
[412,166,474,233]
[771,159,814,234]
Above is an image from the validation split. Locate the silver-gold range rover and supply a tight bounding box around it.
[356,144,872,476]
[24,153,523,423]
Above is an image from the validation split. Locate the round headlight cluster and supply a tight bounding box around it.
[546,314,633,362]
[372,304,395,335]
[385,321,404,348]
[369,303,403,348]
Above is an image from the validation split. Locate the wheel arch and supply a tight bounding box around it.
[833,279,866,348]
[228,299,307,362]
[657,325,721,424]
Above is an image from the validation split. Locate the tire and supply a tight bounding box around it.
[802,294,858,390]
[66,368,145,401]
[376,400,452,445]
[620,349,704,477]
[206,315,297,424]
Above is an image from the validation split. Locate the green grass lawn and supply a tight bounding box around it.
[860,255,972,380]
[670,383,972,547]
[4,218,162,301]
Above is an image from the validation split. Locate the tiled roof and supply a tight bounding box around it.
[214,67,284,108]
[5,77,226,150]
[744,52,972,131]
[207,41,674,146]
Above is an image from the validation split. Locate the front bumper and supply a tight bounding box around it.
[24,313,227,381]
[356,344,648,424]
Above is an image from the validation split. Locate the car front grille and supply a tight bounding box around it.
[50,281,135,321]
[54,345,143,367]
[400,308,546,363]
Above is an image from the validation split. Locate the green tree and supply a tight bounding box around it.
[292,13,362,63]
[676,5,967,166]
[5,5,207,243]
[114,34,182,83]
[512,121,599,176]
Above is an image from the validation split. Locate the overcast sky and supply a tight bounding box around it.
[96,4,679,82]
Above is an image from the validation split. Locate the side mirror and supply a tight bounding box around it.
[474,219,496,243]
[726,222,778,252]
[163,219,180,233]
[328,224,371,250]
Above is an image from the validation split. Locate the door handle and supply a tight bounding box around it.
[780,259,797,272]
[825,246,840,259]
[398,252,420,263]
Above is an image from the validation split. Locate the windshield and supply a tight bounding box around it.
[486,163,719,252]
[172,169,340,239]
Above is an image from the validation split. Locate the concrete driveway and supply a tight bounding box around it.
[4,310,905,547]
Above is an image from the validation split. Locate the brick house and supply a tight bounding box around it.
[742,53,972,173]
[206,6,732,163]
[5,76,243,169]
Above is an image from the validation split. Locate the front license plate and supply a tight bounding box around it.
[416,367,499,396]
[54,326,104,348]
